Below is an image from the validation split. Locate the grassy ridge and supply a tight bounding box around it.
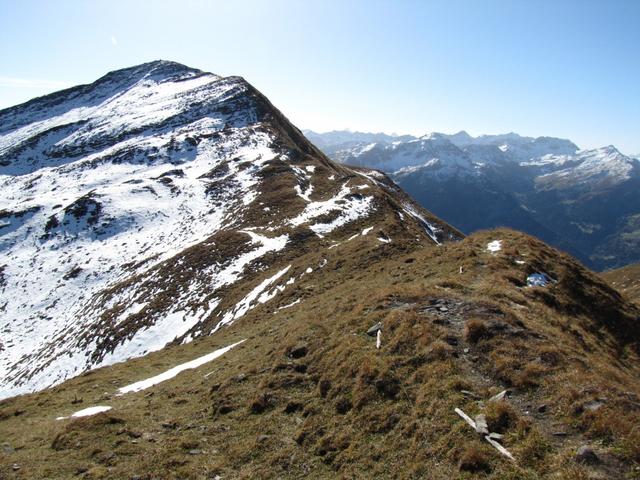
[2,229,639,479]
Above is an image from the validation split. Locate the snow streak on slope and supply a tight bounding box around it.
[117,340,245,394]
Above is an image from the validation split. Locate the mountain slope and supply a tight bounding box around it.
[602,263,640,304]
[0,61,460,399]
[310,130,640,270]
[1,229,639,479]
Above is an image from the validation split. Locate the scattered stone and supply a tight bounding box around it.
[318,379,331,398]
[218,404,234,415]
[463,348,470,354]
[256,435,270,443]
[233,373,247,383]
[484,434,515,461]
[293,363,307,374]
[250,393,275,414]
[335,397,352,415]
[443,335,458,346]
[474,414,489,435]
[188,449,202,455]
[461,390,480,399]
[12,464,20,471]
[288,344,308,359]
[575,445,599,465]
[455,408,477,429]
[583,400,604,412]
[488,390,509,403]
[366,322,382,336]
[552,431,568,436]
[527,273,552,287]
[284,401,304,414]
[455,407,515,461]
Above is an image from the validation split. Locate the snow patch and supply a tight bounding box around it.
[57,405,112,420]
[117,340,245,394]
[487,240,502,253]
[402,204,441,245]
[214,266,291,331]
[289,183,374,235]
[278,299,301,310]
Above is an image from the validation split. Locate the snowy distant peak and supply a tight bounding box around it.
[304,129,414,143]
[447,130,474,146]
[308,129,579,166]
[526,145,638,190]
[417,132,456,145]
[449,132,579,161]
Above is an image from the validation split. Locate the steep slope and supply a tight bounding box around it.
[602,263,640,304]
[1,229,639,479]
[310,130,640,270]
[0,61,461,399]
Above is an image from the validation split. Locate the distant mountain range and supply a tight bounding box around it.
[305,130,640,270]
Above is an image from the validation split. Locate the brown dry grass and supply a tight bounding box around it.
[1,228,639,479]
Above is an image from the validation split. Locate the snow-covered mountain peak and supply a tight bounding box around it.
[0,62,460,399]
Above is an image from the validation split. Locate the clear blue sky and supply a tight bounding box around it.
[1,0,638,154]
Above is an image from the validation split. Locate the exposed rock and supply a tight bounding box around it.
[474,414,489,435]
[488,389,509,402]
[335,397,352,415]
[287,344,308,359]
[583,399,605,412]
[575,445,599,465]
[366,322,382,336]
